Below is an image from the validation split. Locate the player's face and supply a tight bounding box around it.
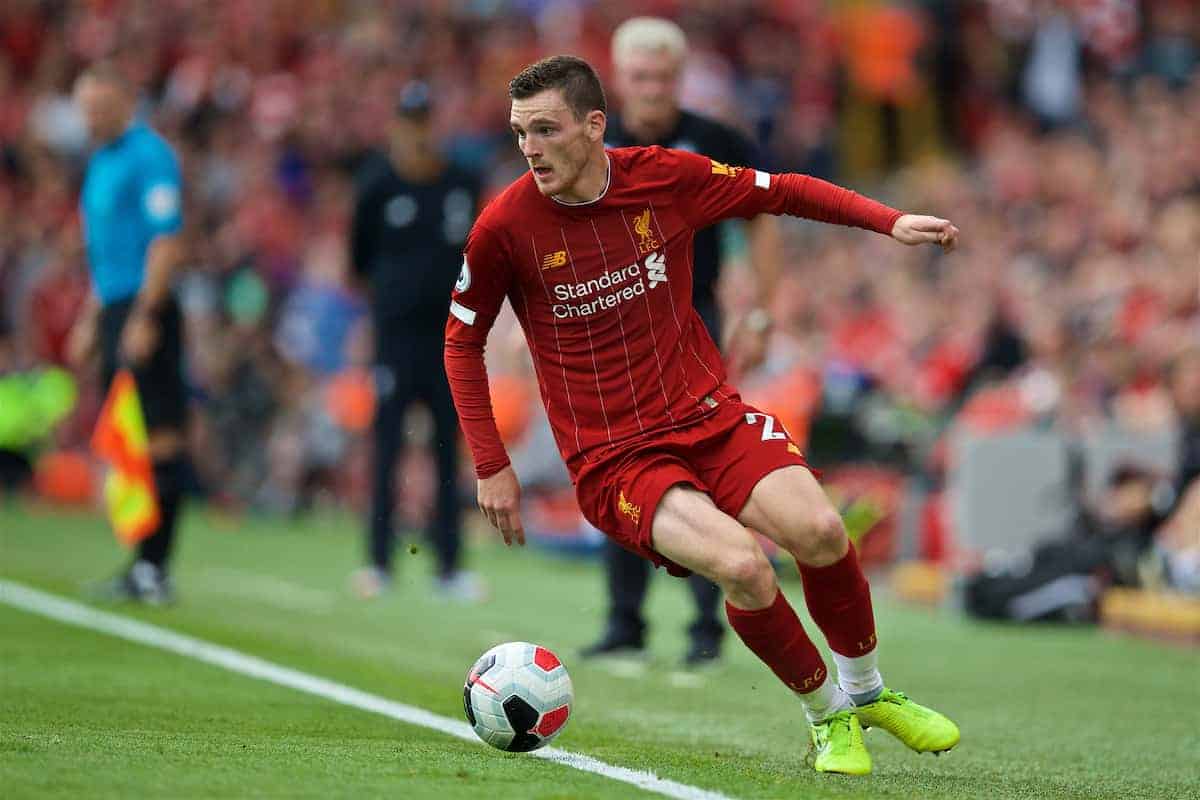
[74,77,132,144]
[510,89,604,199]
[614,49,681,131]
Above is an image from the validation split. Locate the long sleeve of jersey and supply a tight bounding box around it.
[669,148,903,236]
[444,221,514,478]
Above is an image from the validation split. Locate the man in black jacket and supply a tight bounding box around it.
[350,82,484,601]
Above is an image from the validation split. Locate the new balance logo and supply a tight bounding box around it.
[645,252,667,289]
[542,250,567,270]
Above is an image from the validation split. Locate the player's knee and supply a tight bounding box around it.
[714,544,774,601]
[789,507,848,566]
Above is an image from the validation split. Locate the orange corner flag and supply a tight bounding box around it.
[91,369,159,546]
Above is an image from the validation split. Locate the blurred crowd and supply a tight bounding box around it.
[0,0,1197,569]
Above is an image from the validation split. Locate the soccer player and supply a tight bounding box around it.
[444,55,960,775]
[68,63,189,604]
[349,81,485,602]
[582,16,781,668]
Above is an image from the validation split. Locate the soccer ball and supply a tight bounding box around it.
[462,641,573,752]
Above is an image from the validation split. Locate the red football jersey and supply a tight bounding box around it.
[445,146,902,479]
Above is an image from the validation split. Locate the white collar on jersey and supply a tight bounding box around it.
[551,153,611,207]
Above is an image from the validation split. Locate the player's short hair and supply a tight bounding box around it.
[508,55,606,120]
[611,17,688,66]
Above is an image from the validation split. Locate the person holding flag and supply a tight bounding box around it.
[68,63,190,604]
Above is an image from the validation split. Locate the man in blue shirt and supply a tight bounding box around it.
[68,63,189,604]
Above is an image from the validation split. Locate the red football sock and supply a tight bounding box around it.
[798,542,878,657]
[725,589,827,693]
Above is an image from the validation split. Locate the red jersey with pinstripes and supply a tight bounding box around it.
[445,146,902,480]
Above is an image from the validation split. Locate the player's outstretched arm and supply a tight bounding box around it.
[477,465,525,547]
[668,148,961,250]
[891,214,959,253]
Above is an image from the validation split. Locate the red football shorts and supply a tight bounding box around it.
[574,396,813,577]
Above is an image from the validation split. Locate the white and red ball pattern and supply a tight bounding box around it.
[463,641,573,752]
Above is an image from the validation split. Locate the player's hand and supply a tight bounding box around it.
[120,308,159,366]
[477,465,525,547]
[891,214,959,253]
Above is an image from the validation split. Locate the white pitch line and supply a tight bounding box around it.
[0,580,737,800]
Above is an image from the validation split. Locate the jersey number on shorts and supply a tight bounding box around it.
[744,412,788,442]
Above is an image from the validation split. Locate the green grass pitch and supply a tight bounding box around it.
[1,502,1196,799]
